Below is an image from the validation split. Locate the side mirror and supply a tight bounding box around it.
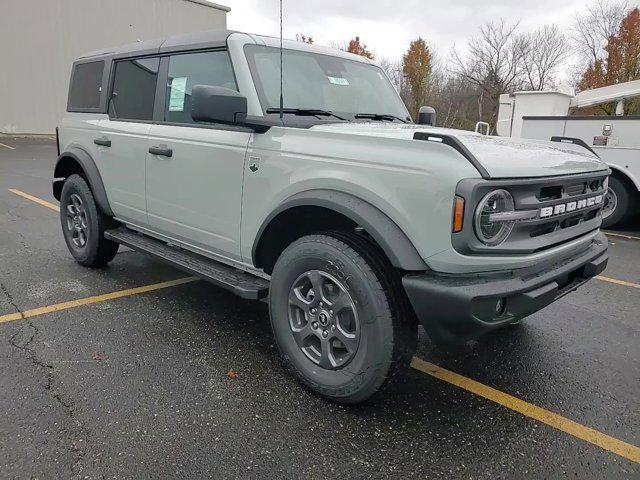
[191,85,248,126]
[417,106,437,126]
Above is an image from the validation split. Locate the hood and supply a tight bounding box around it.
[310,123,608,179]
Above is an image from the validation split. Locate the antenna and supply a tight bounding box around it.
[279,0,284,121]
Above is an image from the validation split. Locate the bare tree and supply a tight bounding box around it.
[379,58,403,92]
[295,34,314,44]
[327,40,348,51]
[571,0,629,63]
[451,20,527,128]
[520,25,572,90]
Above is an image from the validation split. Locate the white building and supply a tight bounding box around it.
[0,0,230,134]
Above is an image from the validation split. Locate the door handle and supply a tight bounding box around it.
[149,145,173,157]
[94,137,111,147]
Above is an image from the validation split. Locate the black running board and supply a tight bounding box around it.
[104,227,269,300]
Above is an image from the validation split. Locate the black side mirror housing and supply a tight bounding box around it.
[417,106,437,126]
[191,85,249,126]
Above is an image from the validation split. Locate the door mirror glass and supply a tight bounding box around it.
[191,85,248,126]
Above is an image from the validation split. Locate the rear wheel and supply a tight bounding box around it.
[269,232,417,404]
[60,174,119,267]
[602,176,636,228]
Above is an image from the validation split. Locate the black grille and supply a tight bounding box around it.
[509,173,607,245]
[453,171,609,256]
[538,185,562,201]
[565,183,586,196]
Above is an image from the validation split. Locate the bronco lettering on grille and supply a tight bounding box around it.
[539,195,603,218]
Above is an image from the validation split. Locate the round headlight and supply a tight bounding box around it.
[474,189,515,246]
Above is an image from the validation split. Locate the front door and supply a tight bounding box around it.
[145,50,250,261]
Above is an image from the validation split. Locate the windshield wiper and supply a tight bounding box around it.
[266,108,348,121]
[354,113,408,123]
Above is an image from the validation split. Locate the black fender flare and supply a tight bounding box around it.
[253,190,428,271]
[53,147,114,217]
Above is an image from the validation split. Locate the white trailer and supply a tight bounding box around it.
[497,80,640,227]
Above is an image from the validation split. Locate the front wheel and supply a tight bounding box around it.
[60,174,119,267]
[269,232,417,404]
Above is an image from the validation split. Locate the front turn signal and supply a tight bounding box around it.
[452,196,465,233]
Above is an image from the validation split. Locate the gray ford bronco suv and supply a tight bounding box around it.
[55,30,609,403]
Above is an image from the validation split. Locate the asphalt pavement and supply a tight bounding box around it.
[0,136,638,479]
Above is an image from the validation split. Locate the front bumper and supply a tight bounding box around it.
[402,233,608,343]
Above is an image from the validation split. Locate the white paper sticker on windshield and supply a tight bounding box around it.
[169,77,188,112]
[328,76,350,86]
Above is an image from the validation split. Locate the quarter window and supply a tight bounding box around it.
[164,50,237,124]
[109,57,160,121]
[68,61,104,111]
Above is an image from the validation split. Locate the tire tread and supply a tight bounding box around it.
[272,231,417,403]
[60,174,119,268]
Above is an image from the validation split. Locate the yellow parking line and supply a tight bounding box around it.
[0,277,198,324]
[9,189,60,212]
[411,357,640,463]
[596,275,640,289]
[604,231,640,241]
[0,142,16,150]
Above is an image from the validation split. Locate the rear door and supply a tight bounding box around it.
[145,50,251,261]
[95,57,160,226]
[64,60,108,164]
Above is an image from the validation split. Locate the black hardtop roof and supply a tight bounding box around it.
[77,29,240,62]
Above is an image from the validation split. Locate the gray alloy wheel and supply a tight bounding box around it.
[269,232,417,404]
[288,269,360,370]
[65,193,89,248]
[60,174,119,268]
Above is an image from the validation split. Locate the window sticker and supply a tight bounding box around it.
[169,77,188,111]
[328,76,350,86]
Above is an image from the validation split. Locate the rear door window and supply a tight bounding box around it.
[68,61,104,111]
[164,50,237,125]
[109,57,160,121]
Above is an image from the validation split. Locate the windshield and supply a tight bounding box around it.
[244,45,410,121]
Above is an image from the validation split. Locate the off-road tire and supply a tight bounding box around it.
[60,174,119,267]
[602,176,636,228]
[269,231,418,404]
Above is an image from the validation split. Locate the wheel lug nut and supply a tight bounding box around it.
[311,308,317,314]
[329,310,333,315]
[312,322,319,329]
[331,325,335,331]
[322,330,328,338]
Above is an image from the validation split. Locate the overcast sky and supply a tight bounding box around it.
[218,0,592,69]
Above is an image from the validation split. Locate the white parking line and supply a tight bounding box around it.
[0,142,16,150]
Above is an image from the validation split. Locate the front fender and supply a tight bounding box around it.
[252,189,428,271]
[53,146,114,217]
